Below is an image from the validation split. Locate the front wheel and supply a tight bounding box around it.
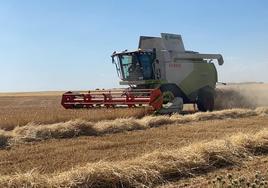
[197,89,215,112]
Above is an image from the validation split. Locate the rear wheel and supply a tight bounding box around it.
[197,88,215,112]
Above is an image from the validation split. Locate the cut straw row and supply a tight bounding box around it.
[1,129,268,187]
[0,107,267,148]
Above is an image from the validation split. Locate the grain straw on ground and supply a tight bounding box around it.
[1,129,268,187]
[0,107,267,148]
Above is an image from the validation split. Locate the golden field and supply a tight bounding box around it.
[0,94,147,130]
[0,83,268,187]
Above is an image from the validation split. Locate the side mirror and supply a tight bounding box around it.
[218,55,224,65]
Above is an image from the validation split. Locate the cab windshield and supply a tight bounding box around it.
[113,52,154,81]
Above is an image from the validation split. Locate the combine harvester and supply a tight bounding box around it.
[62,33,224,114]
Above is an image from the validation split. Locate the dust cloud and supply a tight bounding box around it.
[215,83,268,109]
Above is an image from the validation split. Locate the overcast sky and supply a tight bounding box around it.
[1,0,268,92]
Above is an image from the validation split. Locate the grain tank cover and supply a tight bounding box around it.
[138,33,185,52]
[161,33,185,52]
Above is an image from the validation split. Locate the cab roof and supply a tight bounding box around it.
[111,49,153,57]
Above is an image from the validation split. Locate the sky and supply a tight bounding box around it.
[0,0,268,92]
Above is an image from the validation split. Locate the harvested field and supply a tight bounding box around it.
[0,83,268,187]
[1,125,268,187]
[159,155,268,188]
[0,107,267,149]
[0,116,267,175]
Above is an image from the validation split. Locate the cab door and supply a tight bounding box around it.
[138,54,153,80]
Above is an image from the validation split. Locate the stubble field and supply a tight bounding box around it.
[0,83,268,187]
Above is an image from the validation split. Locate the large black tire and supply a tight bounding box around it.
[197,88,215,112]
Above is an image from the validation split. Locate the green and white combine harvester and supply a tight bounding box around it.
[62,33,224,114]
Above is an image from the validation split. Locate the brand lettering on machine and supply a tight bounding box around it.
[169,63,181,68]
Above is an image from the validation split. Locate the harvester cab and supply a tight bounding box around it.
[62,33,224,114]
[111,49,155,82]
